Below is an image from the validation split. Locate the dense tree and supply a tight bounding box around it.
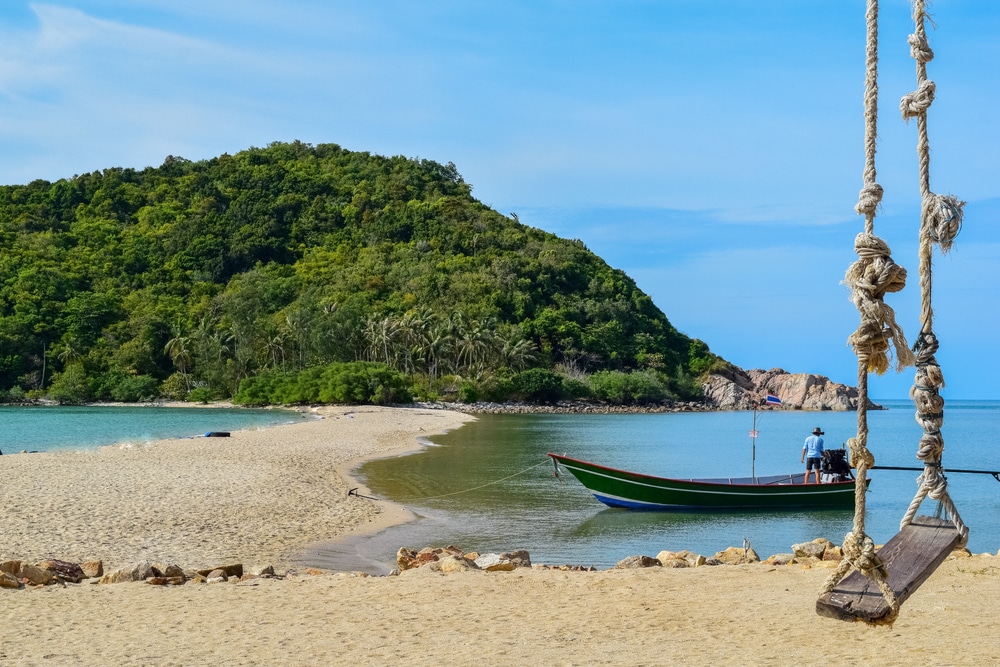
[0,141,722,404]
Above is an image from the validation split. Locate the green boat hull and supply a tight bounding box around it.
[548,453,857,510]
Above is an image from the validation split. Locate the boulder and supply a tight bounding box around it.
[0,560,23,576]
[0,571,22,589]
[474,554,516,572]
[435,555,481,573]
[702,367,879,411]
[764,553,797,566]
[791,541,828,560]
[38,559,86,583]
[499,550,531,568]
[18,563,55,586]
[713,546,761,565]
[676,550,707,567]
[823,546,844,561]
[196,564,243,579]
[396,546,465,571]
[81,560,104,578]
[613,555,661,569]
[100,561,156,584]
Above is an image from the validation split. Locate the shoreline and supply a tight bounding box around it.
[0,403,475,572]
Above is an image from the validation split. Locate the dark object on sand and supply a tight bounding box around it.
[205,431,231,437]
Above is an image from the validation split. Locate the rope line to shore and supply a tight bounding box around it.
[402,459,553,501]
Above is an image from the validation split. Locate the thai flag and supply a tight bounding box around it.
[765,392,782,406]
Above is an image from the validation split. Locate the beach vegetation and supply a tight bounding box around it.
[0,141,721,406]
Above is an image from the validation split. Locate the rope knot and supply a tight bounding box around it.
[855,183,884,216]
[922,193,965,252]
[900,79,936,120]
[907,32,935,63]
[844,233,915,373]
[843,532,888,579]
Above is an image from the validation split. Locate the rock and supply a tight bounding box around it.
[655,550,678,563]
[713,546,761,565]
[435,555,481,573]
[764,553,797,566]
[196,564,243,579]
[676,550,707,567]
[823,546,844,561]
[499,550,531,568]
[949,547,973,559]
[100,561,156,584]
[661,558,689,568]
[702,367,879,411]
[206,569,228,581]
[81,560,104,578]
[613,555,661,569]
[258,565,275,577]
[0,560,23,576]
[38,559,86,583]
[0,571,22,589]
[396,546,465,571]
[792,541,828,560]
[18,563,55,586]
[474,554,516,572]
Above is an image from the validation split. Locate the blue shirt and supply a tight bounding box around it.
[803,435,824,458]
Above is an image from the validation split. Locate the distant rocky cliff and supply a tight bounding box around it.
[702,367,880,411]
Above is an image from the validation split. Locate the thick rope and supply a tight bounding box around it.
[821,0,906,623]
[899,0,968,543]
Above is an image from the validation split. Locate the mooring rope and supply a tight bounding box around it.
[349,459,549,503]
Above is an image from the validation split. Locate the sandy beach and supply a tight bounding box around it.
[1,404,998,666]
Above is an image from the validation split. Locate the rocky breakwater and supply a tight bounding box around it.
[702,366,882,411]
[0,557,285,590]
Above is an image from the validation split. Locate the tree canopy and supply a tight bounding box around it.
[0,141,724,405]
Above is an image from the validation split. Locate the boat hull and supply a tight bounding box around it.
[548,453,857,510]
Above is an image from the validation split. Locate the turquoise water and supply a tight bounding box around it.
[346,400,1000,572]
[0,405,303,453]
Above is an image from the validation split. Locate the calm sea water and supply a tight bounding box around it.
[331,400,1000,573]
[0,405,303,453]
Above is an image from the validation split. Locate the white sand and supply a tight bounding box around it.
[1,404,997,666]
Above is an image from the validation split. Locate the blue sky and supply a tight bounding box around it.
[1,1,998,398]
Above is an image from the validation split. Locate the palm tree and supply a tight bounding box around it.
[164,332,193,390]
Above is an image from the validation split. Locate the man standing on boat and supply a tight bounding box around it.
[801,427,825,484]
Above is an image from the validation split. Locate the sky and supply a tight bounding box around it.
[1,1,998,399]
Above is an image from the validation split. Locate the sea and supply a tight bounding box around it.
[0,404,304,454]
[324,399,1000,573]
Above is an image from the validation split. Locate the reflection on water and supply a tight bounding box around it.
[312,403,1000,573]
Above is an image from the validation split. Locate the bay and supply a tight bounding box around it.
[0,405,303,454]
[344,400,1000,572]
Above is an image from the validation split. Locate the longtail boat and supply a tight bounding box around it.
[547,453,858,510]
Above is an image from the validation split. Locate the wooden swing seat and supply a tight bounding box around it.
[816,515,963,622]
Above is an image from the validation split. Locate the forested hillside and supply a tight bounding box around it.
[0,141,724,405]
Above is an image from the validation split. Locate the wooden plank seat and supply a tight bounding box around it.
[816,516,963,622]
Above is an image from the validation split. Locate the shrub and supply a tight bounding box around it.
[588,370,669,405]
[512,368,564,403]
[46,364,94,404]
[109,374,160,402]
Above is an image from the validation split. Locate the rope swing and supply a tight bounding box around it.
[817,0,967,625]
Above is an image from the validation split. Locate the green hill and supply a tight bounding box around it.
[0,141,724,405]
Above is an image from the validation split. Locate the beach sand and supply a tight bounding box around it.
[1,405,997,666]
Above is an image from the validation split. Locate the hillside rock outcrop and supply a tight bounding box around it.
[702,367,880,411]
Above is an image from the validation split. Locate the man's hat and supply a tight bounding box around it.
[813,427,824,435]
